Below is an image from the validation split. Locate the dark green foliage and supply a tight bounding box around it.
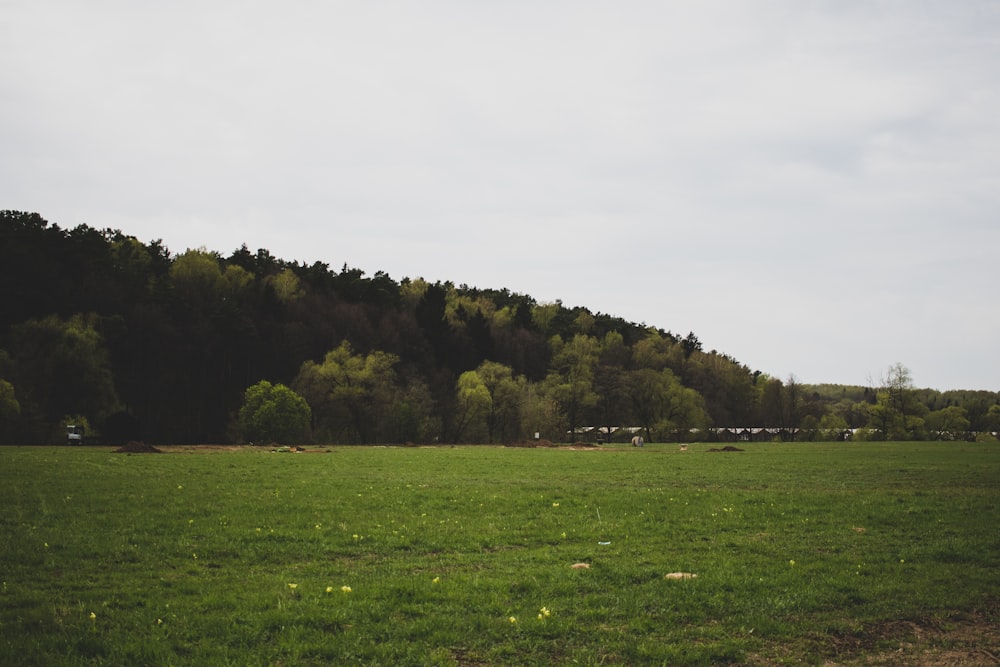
[1,211,996,445]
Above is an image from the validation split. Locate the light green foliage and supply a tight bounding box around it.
[444,289,495,328]
[0,443,996,665]
[399,276,429,308]
[294,341,400,444]
[455,361,524,443]
[924,406,971,438]
[632,330,684,371]
[454,370,492,442]
[169,248,225,309]
[531,302,561,333]
[817,413,849,439]
[221,264,253,296]
[986,405,1000,432]
[237,380,311,445]
[573,309,595,334]
[265,268,303,304]
[866,363,929,440]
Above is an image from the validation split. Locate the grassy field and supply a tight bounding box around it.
[1,441,997,666]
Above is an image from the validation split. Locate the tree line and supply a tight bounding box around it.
[1,210,997,445]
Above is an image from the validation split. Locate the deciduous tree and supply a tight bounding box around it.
[294,341,400,444]
[7,314,120,442]
[544,334,598,441]
[237,380,311,445]
[925,406,970,440]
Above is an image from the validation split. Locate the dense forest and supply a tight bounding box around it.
[2,210,998,446]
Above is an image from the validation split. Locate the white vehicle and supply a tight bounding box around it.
[67,424,84,445]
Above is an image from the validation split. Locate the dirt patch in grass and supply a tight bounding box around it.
[751,612,999,666]
[112,441,162,454]
[150,444,331,453]
[563,441,602,449]
[826,614,1000,667]
[708,445,745,452]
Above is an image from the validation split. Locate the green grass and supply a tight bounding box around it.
[1,442,997,665]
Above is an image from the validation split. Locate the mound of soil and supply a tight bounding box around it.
[113,441,163,454]
[518,439,600,449]
[707,445,745,452]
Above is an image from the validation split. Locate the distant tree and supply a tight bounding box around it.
[885,363,916,429]
[544,334,598,441]
[866,363,926,440]
[865,391,894,441]
[924,406,970,440]
[817,414,849,440]
[454,361,523,443]
[7,313,120,442]
[464,309,494,366]
[573,309,595,335]
[531,302,561,335]
[26,210,996,448]
[985,405,1000,434]
[684,351,757,427]
[415,283,458,370]
[294,341,400,444]
[237,381,311,445]
[799,414,820,441]
[383,375,435,444]
[628,367,707,442]
[0,378,20,443]
[758,377,785,428]
[518,382,564,442]
[266,269,304,304]
[162,248,252,442]
[681,332,702,359]
[453,370,491,443]
[632,330,683,373]
[784,375,802,436]
[169,248,228,315]
[109,235,158,300]
[594,332,629,441]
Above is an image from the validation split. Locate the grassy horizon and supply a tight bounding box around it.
[1,442,997,665]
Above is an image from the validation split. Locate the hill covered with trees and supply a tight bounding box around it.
[1,211,997,445]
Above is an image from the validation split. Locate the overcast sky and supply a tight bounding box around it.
[3,1,998,391]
